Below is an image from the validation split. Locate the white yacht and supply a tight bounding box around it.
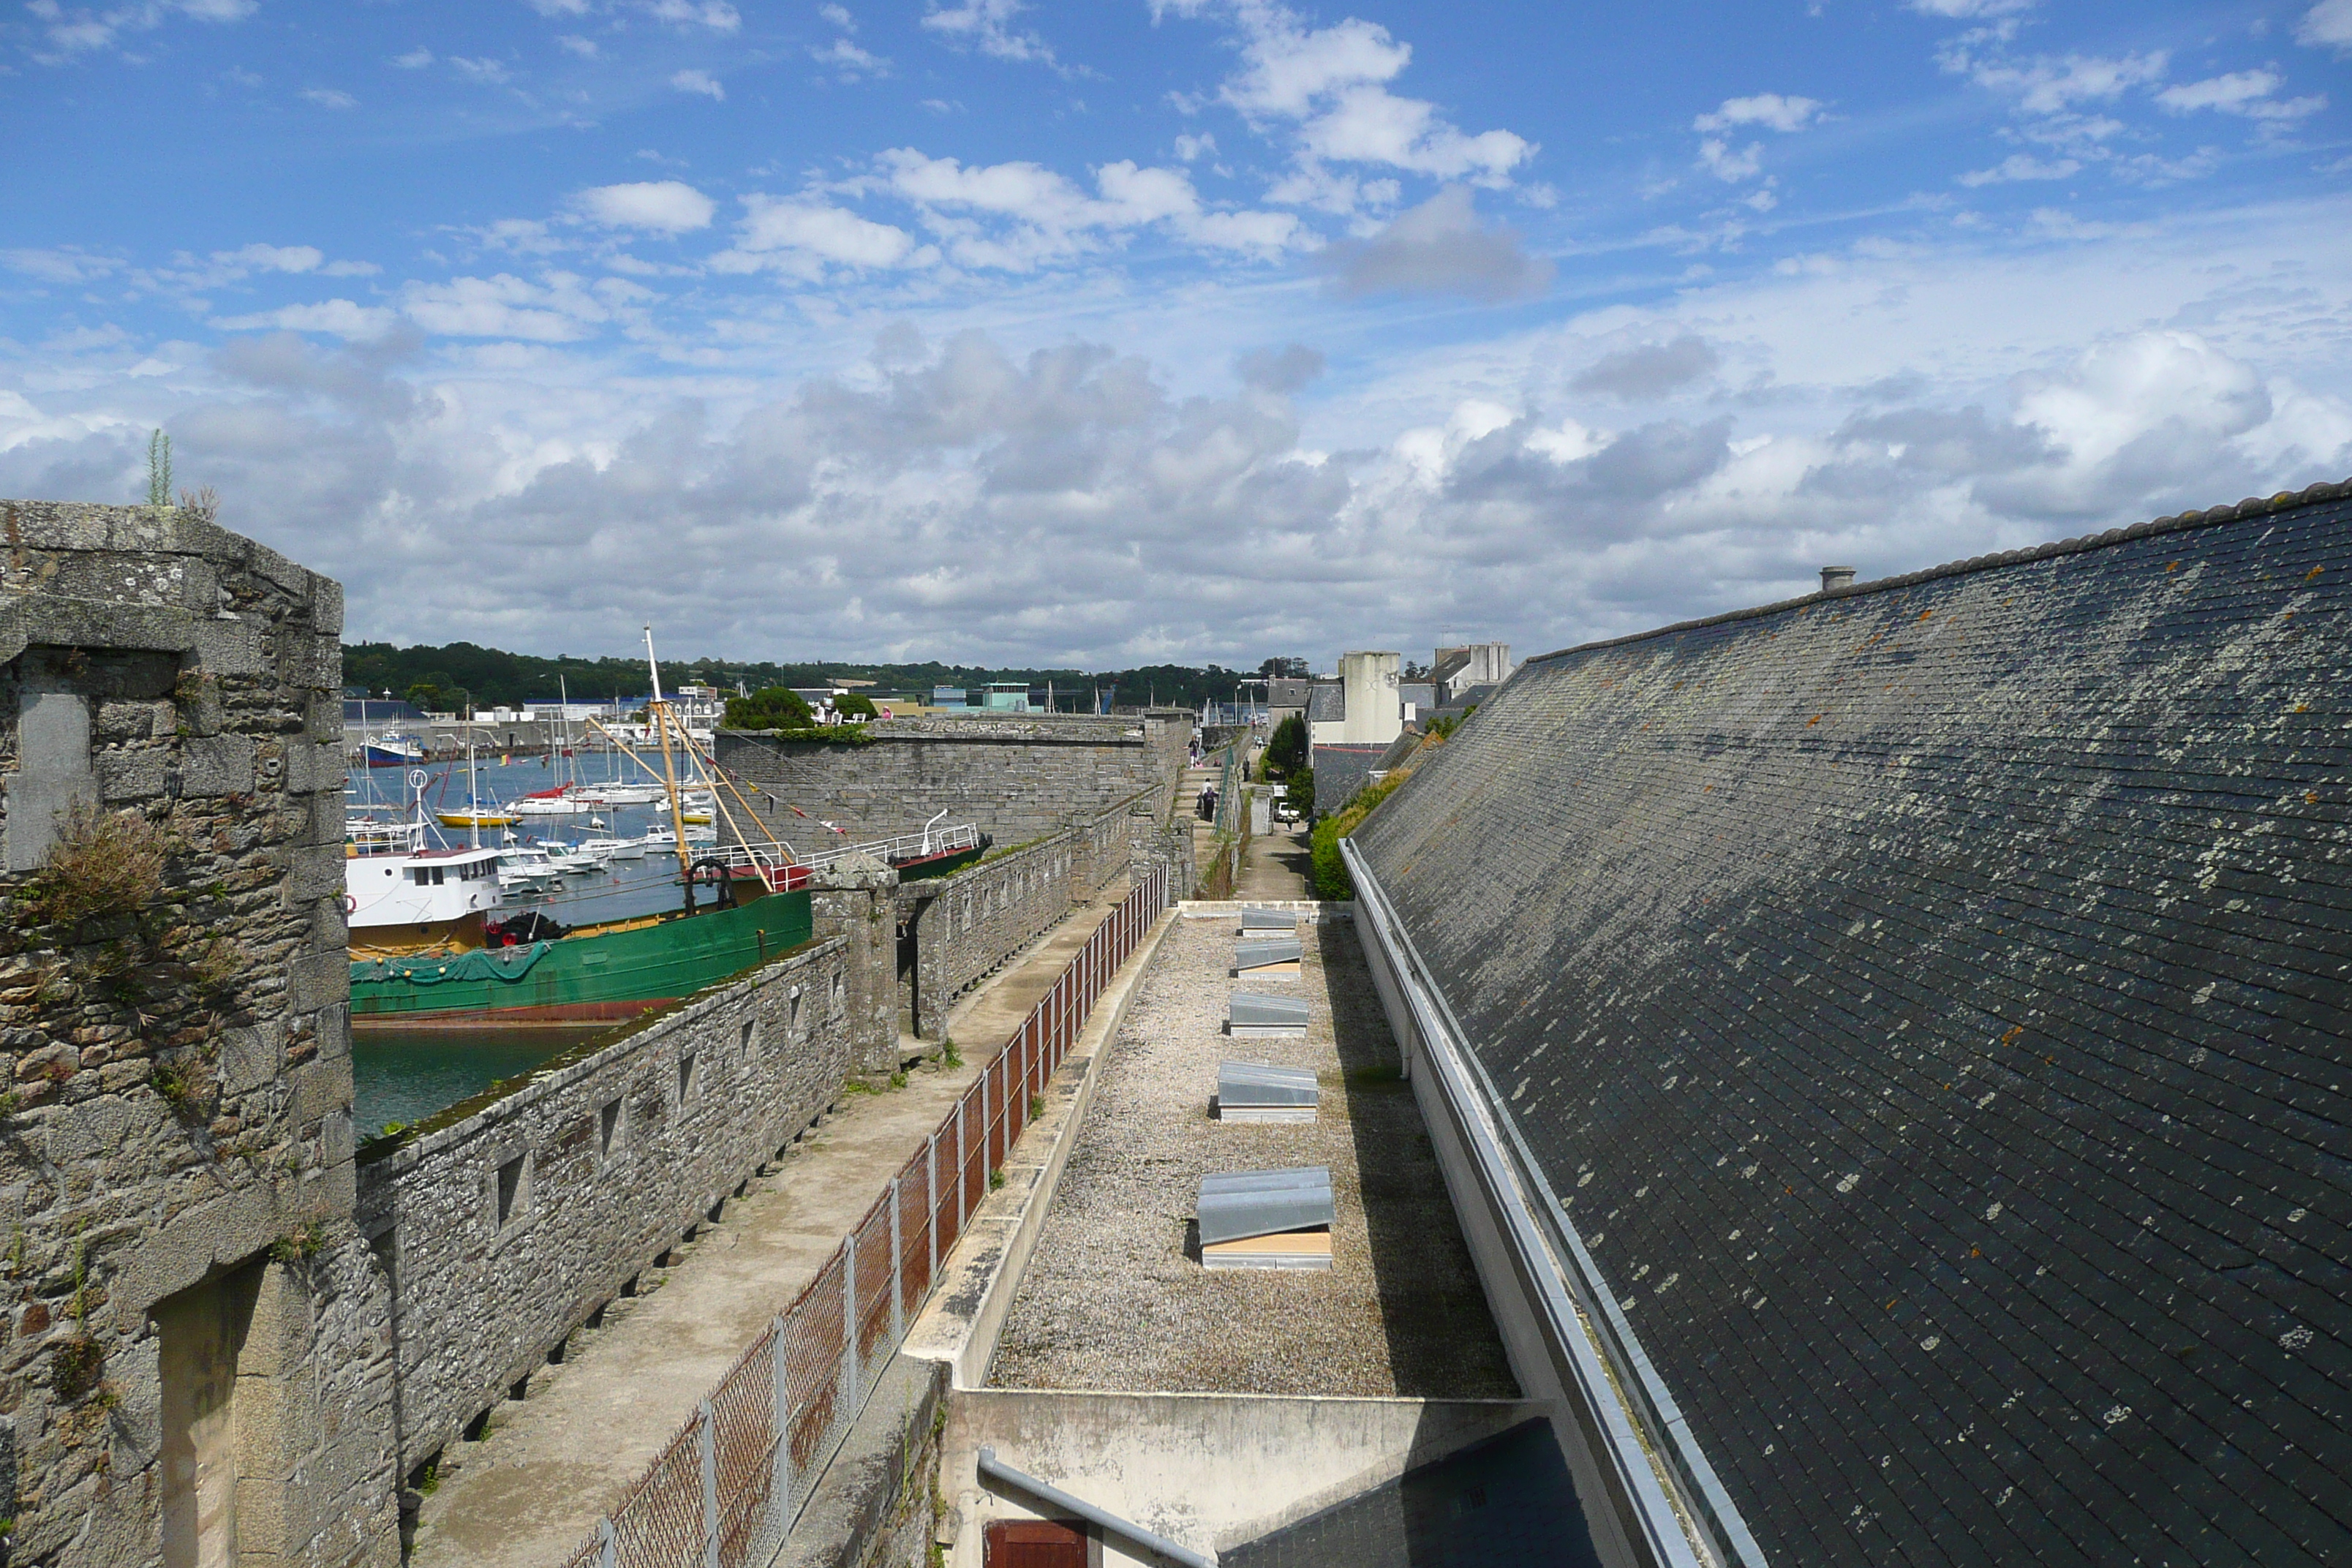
[346,804,507,955]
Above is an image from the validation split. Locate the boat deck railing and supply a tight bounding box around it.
[693,822,983,887]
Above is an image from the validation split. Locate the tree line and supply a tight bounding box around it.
[343,641,1308,716]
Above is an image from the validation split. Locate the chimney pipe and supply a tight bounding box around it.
[1820,566,1856,593]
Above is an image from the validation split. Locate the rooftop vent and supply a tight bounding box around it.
[1234,937,1303,978]
[1198,1166,1334,1269]
[1227,991,1311,1039]
[1820,565,1858,592]
[1216,1060,1319,1123]
[1238,907,1300,933]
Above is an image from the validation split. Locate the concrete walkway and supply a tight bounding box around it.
[408,898,1120,1568]
[1235,825,1311,900]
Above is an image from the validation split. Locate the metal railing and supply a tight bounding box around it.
[695,823,985,890]
[559,864,1172,1568]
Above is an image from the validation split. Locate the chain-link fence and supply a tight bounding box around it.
[564,865,1172,1567]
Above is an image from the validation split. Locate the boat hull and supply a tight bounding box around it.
[350,893,813,1027]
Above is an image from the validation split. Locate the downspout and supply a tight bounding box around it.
[976,1449,1214,1568]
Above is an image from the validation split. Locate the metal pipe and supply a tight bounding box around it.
[976,1448,1215,1568]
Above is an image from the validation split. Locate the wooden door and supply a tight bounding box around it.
[984,1518,1088,1567]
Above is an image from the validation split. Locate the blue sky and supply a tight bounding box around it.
[3,0,2348,667]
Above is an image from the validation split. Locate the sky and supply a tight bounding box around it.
[2,0,2349,670]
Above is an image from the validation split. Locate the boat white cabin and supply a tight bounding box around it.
[347,816,507,954]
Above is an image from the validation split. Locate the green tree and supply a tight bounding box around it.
[723,687,814,730]
[1263,713,1308,780]
[834,692,878,719]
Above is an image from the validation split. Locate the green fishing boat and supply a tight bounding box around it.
[350,894,815,1027]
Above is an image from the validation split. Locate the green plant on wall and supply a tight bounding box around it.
[1309,769,1409,900]
[15,804,169,928]
[146,430,173,509]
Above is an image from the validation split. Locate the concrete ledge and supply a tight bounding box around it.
[941,1390,1548,1567]
[902,906,1181,1390]
[775,1355,949,1568]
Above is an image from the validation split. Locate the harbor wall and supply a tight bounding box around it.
[0,498,397,1567]
[715,711,1194,851]
[354,932,861,1483]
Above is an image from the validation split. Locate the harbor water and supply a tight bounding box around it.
[344,750,815,1131]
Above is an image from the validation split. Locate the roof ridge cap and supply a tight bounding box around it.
[1525,475,2352,666]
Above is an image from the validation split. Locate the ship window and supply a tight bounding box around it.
[431,867,445,886]
[412,869,429,886]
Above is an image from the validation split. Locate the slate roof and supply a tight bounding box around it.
[1352,480,2352,1567]
[1307,682,1345,723]
[1223,1418,1601,1568]
[1311,744,1388,812]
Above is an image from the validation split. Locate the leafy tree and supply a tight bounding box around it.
[723,687,813,730]
[1286,765,1314,822]
[834,692,878,719]
[1262,713,1308,779]
[1257,656,1310,679]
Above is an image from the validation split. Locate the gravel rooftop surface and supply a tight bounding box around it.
[986,911,1518,1397]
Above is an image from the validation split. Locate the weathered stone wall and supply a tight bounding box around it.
[892,788,1184,1041]
[355,934,858,1475]
[0,499,394,1567]
[716,711,1194,852]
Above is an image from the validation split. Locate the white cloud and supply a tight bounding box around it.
[1907,0,2034,15]
[213,299,399,339]
[1694,94,1823,134]
[573,181,717,233]
[399,273,614,341]
[922,0,1058,67]
[874,149,1301,268]
[301,87,358,110]
[451,56,513,85]
[1175,133,1218,162]
[1189,5,1532,196]
[715,197,925,276]
[1966,51,2168,116]
[392,47,434,69]
[821,3,855,26]
[649,0,740,30]
[216,244,325,275]
[1,246,121,284]
[2157,70,2325,121]
[2296,0,2352,52]
[671,68,725,99]
[1959,154,2081,186]
[1698,139,1764,182]
[23,0,254,60]
[557,35,599,58]
[812,37,888,75]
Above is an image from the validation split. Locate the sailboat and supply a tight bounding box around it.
[435,717,520,830]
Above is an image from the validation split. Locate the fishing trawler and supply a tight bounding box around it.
[350,628,989,1027]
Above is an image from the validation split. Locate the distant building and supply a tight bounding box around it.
[1432,641,1512,705]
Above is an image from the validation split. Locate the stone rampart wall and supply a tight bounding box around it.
[715,712,1192,851]
[0,499,394,1566]
[893,788,1180,1040]
[355,935,856,1472]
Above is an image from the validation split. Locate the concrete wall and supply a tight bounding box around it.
[715,712,1194,853]
[354,932,862,1477]
[942,1392,1548,1566]
[1337,652,1400,746]
[0,499,396,1567]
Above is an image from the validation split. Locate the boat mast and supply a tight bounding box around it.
[465,706,480,849]
[645,626,695,910]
